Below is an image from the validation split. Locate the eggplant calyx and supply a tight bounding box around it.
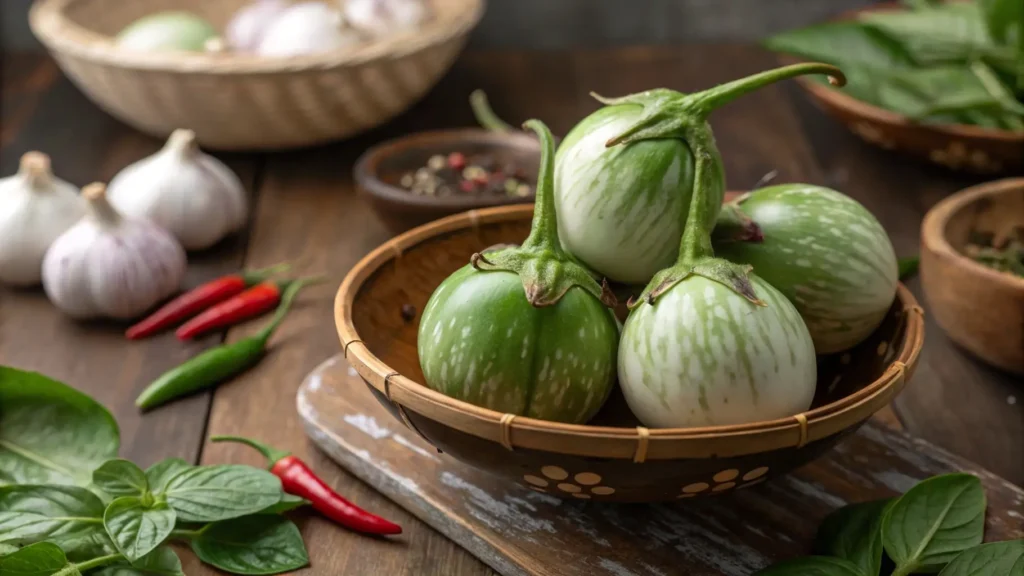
[469,118,617,309]
[627,257,765,309]
[472,247,617,308]
[711,201,764,244]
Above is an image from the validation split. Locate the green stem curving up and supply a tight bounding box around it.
[470,90,514,133]
[687,62,846,116]
[470,119,614,308]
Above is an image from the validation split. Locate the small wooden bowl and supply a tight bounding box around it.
[334,205,925,503]
[921,178,1024,375]
[786,4,1024,175]
[355,128,541,233]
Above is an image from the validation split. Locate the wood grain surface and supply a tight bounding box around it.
[299,355,1024,576]
[1,46,1021,575]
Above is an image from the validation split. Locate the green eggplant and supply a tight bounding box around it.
[417,120,619,423]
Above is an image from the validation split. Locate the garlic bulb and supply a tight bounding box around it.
[107,129,247,251]
[0,152,85,286]
[257,2,362,57]
[42,183,186,320]
[343,0,430,38]
[226,0,289,52]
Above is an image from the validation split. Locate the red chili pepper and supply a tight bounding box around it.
[210,435,402,536]
[126,263,289,340]
[176,277,317,341]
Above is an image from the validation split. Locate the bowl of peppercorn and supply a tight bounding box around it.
[355,128,541,232]
[921,177,1024,375]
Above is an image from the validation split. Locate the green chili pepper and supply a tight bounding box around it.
[135,278,311,411]
[898,256,920,281]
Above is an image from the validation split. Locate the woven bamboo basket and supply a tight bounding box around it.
[29,0,484,150]
[334,205,926,502]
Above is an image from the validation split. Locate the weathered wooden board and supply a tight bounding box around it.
[298,355,1024,576]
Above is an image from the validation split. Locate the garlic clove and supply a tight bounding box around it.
[42,182,187,320]
[342,0,430,38]
[226,0,290,52]
[107,129,248,251]
[257,2,363,57]
[0,151,85,286]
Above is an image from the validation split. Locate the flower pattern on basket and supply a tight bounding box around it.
[523,466,616,499]
[678,466,770,498]
[929,141,1002,173]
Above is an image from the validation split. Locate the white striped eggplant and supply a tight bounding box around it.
[614,67,846,428]
[553,63,849,285]
[417,120,619,424]
[713,184,898,354]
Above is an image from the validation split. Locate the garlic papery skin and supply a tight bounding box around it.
[226,0,290,52]
[107,129,248,251]
[343,0,430,38]
[0,152,85,286]
[42,183,187,320]
[257,2,362,57]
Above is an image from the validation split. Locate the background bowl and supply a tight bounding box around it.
[29,0,484,150]
[786,4,1024,175]
[355,128,540,233]
[921,177,1024,375]
[335,205,925,502]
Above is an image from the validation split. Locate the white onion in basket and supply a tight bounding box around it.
[226,0,290,52]
[342,0,430,38]
[257,2,363,57]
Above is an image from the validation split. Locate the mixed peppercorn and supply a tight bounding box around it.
[399,152,533,198]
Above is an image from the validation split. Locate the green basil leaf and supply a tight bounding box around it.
[0,485,105,544]
[191,515,309,575]
[162,465,281,523]
[764,20,913,68]
[882,473,986,575]
[0,543,18,556]
[860,3,999,66]
[755,555,867,576]
[143,460,191,496]
[815,499,891,576]
[91,546,184,576]
[0,368,119,487]
[102,497,175,562]
[939,540,1024,576]
[763,21,915,106]
[49,531,117,563]
[0,542,80,576]
[258,493,308,515]
[980,0,1024,44]
[92,460,149,499]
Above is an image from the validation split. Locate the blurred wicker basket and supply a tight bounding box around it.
[29,0,484,150]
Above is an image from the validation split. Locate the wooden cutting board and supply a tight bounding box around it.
[297,355,1024,576]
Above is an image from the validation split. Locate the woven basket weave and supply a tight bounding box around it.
[29,0,484,150]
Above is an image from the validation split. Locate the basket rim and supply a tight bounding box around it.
[29,0,485,74]
[922,177,1024,292]
[335,204,926,460]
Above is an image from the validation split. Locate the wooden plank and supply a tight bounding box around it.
[781,80,1024,485]
[0,53,260,467]
[299,354,1024,576]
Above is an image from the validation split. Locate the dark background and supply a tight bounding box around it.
[3,0,880,51]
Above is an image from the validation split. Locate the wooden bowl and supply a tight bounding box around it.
[786,4,1024,175]
[355,128,541,233]
[335,205,925,502]
[921,178,1024,375]
[29,0,483,150]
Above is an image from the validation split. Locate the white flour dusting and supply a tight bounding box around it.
[343,413,392,440]
[392,433,440,461]
[440,472,557,538]
[598,558,638,576]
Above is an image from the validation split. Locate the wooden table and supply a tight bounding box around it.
[2,45,1021,575]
